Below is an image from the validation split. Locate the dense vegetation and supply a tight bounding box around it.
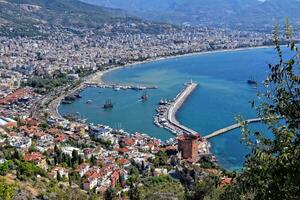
[23,70,68,94]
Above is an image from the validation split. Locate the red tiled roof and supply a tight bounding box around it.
[0,88,33,105]
[220,178,233,187]
[117,158,130,165]
[115,147,129,153]
[24,152,44,162]
[122,138,134,146]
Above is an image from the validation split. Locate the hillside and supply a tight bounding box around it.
[83,0,300,30]
[0,0,129,36]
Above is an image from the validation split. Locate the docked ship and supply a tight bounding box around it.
[103,99,113,109]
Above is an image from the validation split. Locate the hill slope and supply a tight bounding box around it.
[0,0,129,36]
[82,0,300,30]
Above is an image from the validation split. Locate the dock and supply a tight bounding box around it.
[154,81,199,136]
[85,82,158,90]
[203,118,262,139]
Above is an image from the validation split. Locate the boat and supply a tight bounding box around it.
[86,100,93,104]
[64,95,76,101]
[247,77,258,86]
[74,93,82,98]
[61,100,72,104]
[114,87,121,91]
[159,99,168,105]
[141,91,148,101]
[103,99,113,109]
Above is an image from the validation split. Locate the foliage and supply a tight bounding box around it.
[0,179,15,200]
[222,21,300,200]
[198,156,217,169]
[16,161,47,178]
[185,174,220,200]
[152,151,168,167]
[0,161,13,176]
[24,71,68,94]
[131,175,185,200]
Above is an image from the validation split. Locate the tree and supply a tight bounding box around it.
[90,155,96,166]
[222,21,300,200]
[0,163,9,176]
[12,149,22,160]
[0,179,15,200]
[71,150,79,166]
[104,187,115,200]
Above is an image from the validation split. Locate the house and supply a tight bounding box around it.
[75,163,90,177]
[0,117,17,128]
[67,73,79,81]
[219,177,233,187]
[37,134,54,147]
[24,152,48,170]
[110,171,120,188]
[83,172,99,191]
[61,146,82,157]
[153,168,168,176]
[48,167,69,180]
[8,136,32,149]
[88,124,112,138]
[117,158,131,168]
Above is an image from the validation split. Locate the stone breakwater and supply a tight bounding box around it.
[154,82,199,136]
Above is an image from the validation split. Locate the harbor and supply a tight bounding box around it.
[154,81,199,136]
[85,82,158,91]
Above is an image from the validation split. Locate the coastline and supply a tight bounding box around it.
[97,45,274,83]
[51,45,273,121]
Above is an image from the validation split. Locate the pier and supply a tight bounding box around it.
[154,81,199,136]
[85,82,158,90]
[203,118,262,139]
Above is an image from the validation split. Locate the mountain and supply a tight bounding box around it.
[82,0,300,30]
[0,0,130,36]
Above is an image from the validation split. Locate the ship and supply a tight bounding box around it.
[141,91,148,101]
[103,99,113,109]
[247,77,258,86]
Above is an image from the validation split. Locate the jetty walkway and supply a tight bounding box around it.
[167,82,199,135]
[154,81,199,136]
[203,118,262,139]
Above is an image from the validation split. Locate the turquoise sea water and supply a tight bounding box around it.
[59,47,280,170]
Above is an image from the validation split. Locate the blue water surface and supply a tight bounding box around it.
[59,47,283,170]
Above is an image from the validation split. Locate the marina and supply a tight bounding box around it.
[85,82,158,91]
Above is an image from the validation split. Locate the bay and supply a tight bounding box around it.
[59,47,280,170]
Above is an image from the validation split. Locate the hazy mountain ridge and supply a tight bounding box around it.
[82,0,300,30]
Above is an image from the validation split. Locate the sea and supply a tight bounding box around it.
[59,47,283,171]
